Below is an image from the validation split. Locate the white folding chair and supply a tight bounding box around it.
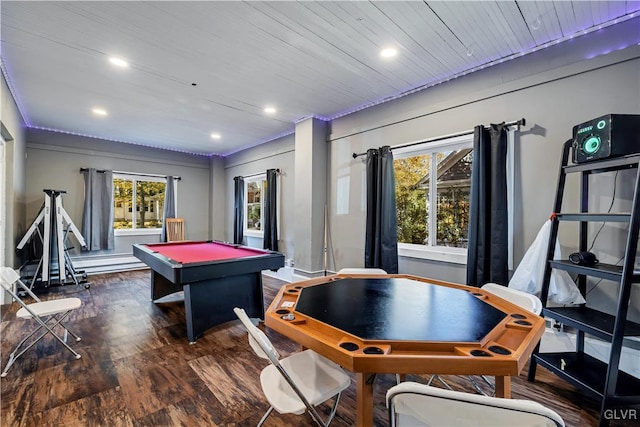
[336,268,413,388]
[406,283,543,394]
[387,382,565,427]
[0,267,82,377]
[233,307,350,427]
[463,283,543,395]
[482,283,543,315]
[337,268,450,390]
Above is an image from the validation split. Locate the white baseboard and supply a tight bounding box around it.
[262,266,294,282]
[262,267,339,284]
[70,255,147,275]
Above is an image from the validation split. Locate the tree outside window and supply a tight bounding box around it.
[394,146,472,248]
[113,176,166,229]
[395,155,429,244]
[245,176,266,234]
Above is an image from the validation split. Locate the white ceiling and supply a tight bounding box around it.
[1,1,638,156]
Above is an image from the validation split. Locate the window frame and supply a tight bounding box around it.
[113,173,168,236]
[244,174,266,238]
[393,129,516,266]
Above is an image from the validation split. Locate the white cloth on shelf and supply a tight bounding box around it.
[509,219,586,305]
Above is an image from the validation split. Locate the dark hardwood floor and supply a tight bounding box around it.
[0,270,635,426]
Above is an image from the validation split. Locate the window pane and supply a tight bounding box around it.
[135,180,166,229]
[395,148,473,248]
[436,149,472,248]
[247,181,262,231]
[113,178,133,229]
[395,154,430,245]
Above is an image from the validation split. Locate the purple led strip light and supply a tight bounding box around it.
[327,12,640,121]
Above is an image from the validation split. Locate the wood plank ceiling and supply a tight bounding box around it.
[1,1,638,155]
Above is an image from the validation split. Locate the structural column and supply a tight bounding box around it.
[293,117,327,276]
[209,155,226,241]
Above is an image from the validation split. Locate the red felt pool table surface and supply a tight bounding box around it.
[133,240,284,342]
[149,241,267,264]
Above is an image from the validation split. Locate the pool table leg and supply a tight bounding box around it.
[494,375,511,398]
[356,372,375,427]
[150,271,182,301]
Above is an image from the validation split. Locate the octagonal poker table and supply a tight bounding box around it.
[265,274,545,427]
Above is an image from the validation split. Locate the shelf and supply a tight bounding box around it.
[533,352,640,403]
[564,154,640,174]
[555,213,631,222]
[549,260,640,282]
[531,141,640,424]
[543,306,640,341]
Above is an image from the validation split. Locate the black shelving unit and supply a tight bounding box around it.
[527,140,640,426]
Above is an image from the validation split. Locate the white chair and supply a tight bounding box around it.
[463,283,543,395]
[414,284,543,394]
[482,283,543,315]
[233,307,350,427]
[387,381,565,427]
[337,267,407,387]
[0,267,82,377]
[337,267,388,274]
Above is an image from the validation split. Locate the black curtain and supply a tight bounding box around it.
[81,169,114,251]
[161,176,177,242]
[466,123,509,286]
[364,146,398,273]
[263,169,279,251]
[233,176,244,245]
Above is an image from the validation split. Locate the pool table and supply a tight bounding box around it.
[265,274,546,427]
[133,240,284,343]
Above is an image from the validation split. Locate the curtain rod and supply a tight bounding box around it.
[351,118,525,159]
[235,168,280,180]
[80,168,181,180]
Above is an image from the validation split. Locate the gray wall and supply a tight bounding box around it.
[328,20,640,281]
[209,155,226,242]
[1,72,27,269]
[224,134,295,262]
[324,21,639,317]
[25,129,212,257]
[293,118,328,275]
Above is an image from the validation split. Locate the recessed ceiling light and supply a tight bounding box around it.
[380,47,397,58]
[264,106,276,114]
[92,108,108,116]
[210,133,221,140]
[109,57,129,68]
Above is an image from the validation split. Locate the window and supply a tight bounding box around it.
[245,175,266,236]
[113,174,166,232]
[393,130,515,265]
[394,134,473,254]
[393,134,473,264]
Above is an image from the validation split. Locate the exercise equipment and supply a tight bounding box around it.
[16,189,89,289]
